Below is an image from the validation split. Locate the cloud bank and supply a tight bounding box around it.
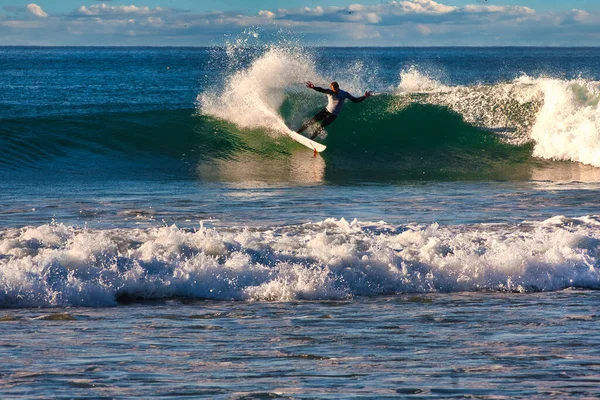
[1,1,599,46]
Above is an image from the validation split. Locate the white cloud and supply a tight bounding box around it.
[26,3,48,18]
[300,6,325,17]
[75,3,165,17]
[263,0,537,26]
[1,20,43,28]
[350,26,382,39]
[393,0,456,14]
[462,4,535,15]
[417,24,431,35]
[258,10,275,19]
[365,13,381,24]
[569,9,594,24]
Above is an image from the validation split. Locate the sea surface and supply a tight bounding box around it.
[2,44,600,398]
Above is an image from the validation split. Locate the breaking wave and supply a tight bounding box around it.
[3,44,600,182]
[199,44,600,173]
[2,216,600,307]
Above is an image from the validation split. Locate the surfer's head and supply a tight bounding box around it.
[330,82,340,93]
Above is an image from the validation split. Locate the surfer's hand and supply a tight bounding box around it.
[306,81,314,89]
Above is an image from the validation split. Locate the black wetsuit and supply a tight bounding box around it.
[297,86,366,139]
[297,108,338,139]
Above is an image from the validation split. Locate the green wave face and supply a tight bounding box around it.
[213,94,538,183]
[312,97,536,182]
[1,97,541,183]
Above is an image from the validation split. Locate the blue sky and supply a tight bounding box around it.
[1,0,600,46]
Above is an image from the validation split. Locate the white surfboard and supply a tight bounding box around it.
[282,127,327,153]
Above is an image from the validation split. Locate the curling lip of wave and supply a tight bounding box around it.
[394,69,600,167]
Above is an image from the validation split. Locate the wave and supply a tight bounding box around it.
[0,106,531,182]
[2,216,600,307]
[0,109,247,178]
[394,69,600,166]
[3,46,600,182]
[198,45,600,174]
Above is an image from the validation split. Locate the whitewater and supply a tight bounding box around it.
[2,216,600,307]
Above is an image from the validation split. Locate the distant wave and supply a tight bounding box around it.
[2,216,600,307]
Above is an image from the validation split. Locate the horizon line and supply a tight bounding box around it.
[2,45,600,48]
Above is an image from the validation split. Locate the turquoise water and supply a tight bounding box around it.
[2,46,600,397]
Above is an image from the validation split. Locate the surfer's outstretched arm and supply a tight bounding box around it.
[306,81,333,94]
[313,86,332,94]
[349,91,373,103]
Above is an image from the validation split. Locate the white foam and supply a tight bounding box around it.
[394,68,600,167]
[397,66,449,93]
[393,69,544,145]
[530,78,600,167]
[2,217,600,307]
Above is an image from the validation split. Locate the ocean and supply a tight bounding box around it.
[1,44,600,398]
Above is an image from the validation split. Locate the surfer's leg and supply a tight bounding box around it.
[310,113,337,139]
[296,120,312,134]
[297,109,329,134]
[321,113,337,128]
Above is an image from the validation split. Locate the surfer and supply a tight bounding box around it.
[297,81,372,139]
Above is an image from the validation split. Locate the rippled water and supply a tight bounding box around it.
[2,292,600,398]
[3,179,600,229]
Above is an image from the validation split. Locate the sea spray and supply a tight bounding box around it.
[397,66,449,93]
[198,44,321,134]
[198,39,381,136]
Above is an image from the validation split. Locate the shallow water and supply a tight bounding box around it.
[2,292,600,398]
